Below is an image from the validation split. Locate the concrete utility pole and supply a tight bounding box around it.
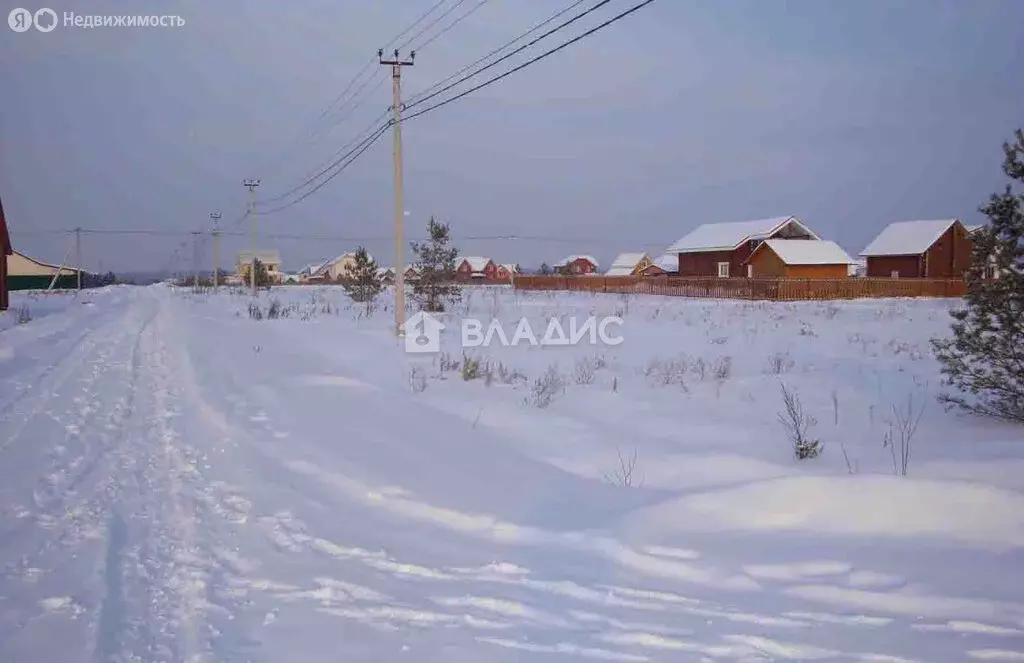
[191,231,201,292]
[210,212,222,289]
[210,212,222,288]
[74,227,82,291]
[380,48,414,338]
[242,179,261,296]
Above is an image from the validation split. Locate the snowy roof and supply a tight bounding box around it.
[859,219,961,257]
[377,266,394,274]
[606,252,649,276]
[666,216,818,253]
[457,256,492,272]
[499,263,518,272]
[966,224,986,234]
[553,255,599,268]
[236,250,281,264]
[753,239,856,265]
[654,254,678,272]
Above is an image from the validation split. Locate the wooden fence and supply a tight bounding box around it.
[512,275,967,301]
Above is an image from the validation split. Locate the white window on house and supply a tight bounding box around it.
[747,264,754,278]
[890,270,899,278]
[717,262,730,278]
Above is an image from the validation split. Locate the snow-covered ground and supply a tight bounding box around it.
[1,284,1023,662]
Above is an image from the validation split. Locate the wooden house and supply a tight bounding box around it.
[553,255,599,276]
[495,263,518,281]
[606,252,653,276]
[0,196,9,311]
[745,239,855,278]
[859,219,972,278]
[665,216,820,277]
[455,256,497,281]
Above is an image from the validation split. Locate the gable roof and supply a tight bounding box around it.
[859,219,961,257]
[666,216,818,254]
[606,252,649,276]
[553,254,599,268]
[456,256,492,272]
[236,250,281,264]
[966,223,986,234]
[11,249,80,273]
[653,254,677,272]
[0,195,10,255]
[751,239,855,266]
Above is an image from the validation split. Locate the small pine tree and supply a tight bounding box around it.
[240,259,272,289]
[931,129,1024,422]
[342,247,383,314]
[410,216,461,313]
[539,262,552,275]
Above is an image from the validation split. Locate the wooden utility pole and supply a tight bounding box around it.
[243,179,261,296]
[210,212,221,289]
[74,227,82,291]
[380,48,414,338]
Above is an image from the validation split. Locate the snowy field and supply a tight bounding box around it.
[1,284,1023,662]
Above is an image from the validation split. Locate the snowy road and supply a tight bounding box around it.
[2,287,1024,662]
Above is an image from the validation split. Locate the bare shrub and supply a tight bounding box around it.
[267,298,283,319]
[799,322,817,337]
[602,446,644,488]
[765,351,795,375]
[691,357,707,381]
[882,394,925,476]
[527,364,565,408]
[821,304,840,320]
[778,383,822,460]
[495,362,528,386]
[438,352,460,374]
[409,366,428,393]
[644,356,689,388]
[712,356,732,381]
[16,304,32,325]
[248,302,264,320]
[574,357,598,385]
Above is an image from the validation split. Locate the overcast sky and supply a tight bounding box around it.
[2,0,1023,274]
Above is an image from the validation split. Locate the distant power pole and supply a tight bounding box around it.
[191,231,201,292]
[210,212,222,289]
[243,179,261,296]
[380,48,414,338]
[75,227,82,291]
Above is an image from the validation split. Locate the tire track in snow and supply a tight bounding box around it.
[0,299,159,657]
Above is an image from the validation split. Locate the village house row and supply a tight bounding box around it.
[220,216,1000,287]
[0,207,1003,310]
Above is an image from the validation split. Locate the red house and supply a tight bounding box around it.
[859,219,972,279]
[0,196,10,311]
[495,263,518,281]
[665,216,819,277]
[455,256,497,281]
[554,255,599,276]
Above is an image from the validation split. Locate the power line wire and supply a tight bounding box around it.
[406,0,657,122]
[242,0,656,216]
[33,227,678,246]
[384,0,448,50]
[250,0,447,178]
[405,0,613,111]
[412,0,496,53]
[254,121,394,215]
[405,0,588,107]
[395,0,470,53]
[258,109,391,206]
